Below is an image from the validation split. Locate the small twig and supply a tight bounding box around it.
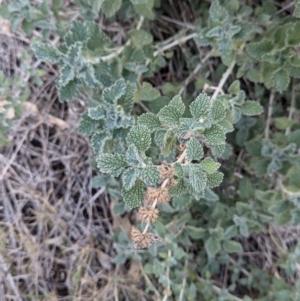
[162,249,172,301]
[265,90,275,139]
[178,50,213,95]
[285,79,296,135]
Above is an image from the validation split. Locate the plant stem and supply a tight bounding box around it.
[162,249,172,301]
[178,259,188,301]
[285,79,296,135]
[265,89,275,139]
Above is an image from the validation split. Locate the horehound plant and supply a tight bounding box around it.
[97,90,263,249]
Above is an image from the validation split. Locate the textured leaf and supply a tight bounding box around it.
[189,165,207,193]
[122,167,137,190]
[138,113,161,132]
[169,179,187,196]
[130,29,153,46]
[65,42,83,67]
[231,106,242,123]
[228,80,240,94]
[78,112,100,136]
[223,240,243,253]
[158,105,182,125]
[169,95,186,115]
[205,237,221,257]
[211,144,226,158]
[88,105,106,120]
[127,125,152,151]
[87,0,104,11]
[190,93,211,120]
[209,0,229,23]
[130,0,148,3]
[217,38,232,58]
[125,144,144,166]
[122,180,144,209]
[172,162,184,178]
[203,125,225,145]
[58,79,80,102]
[31,42,61,63]
[218,120,234,133]
[247,39,273,61]
[207,171,224,188]
[272,69,290,92]
[91,131,111,154]
[200,158,221,174]
[241,101,263,116]
[138,165,161,186]
[186,137,204,161]
[211,100,226,122]
[186,226,205,239]
[93,61,113,87]
[78,63,99,88]
[97,153,127,176]
[87,22,111,51]
[139,82,160,101]
[103,78,126,104]
[294,1,300,18]
[133,0,155,19]
[102,0,122,17]
[58,64,75,87]
[65,21,90,46]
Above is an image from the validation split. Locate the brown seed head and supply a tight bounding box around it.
[144,187,171,206]
[138,207,159,223]
[159,162,175,181]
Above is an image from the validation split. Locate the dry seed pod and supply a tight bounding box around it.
[138,207,159,223]
[159,162,175,181]
[130,226,162,249]
[144,187,171,206]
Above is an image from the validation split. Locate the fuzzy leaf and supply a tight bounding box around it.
[102,0,122,17]
[207,171,224,188]
[127,125,152,151]
[209,0,229,23]
[200,158,221,174]
[169,179,186,196]
[31,42,61,63]
[87,0,104,11]
[272,69,290,92]
[122,167,137,190]
[78,63,99,88]
[65,21,90,46]
[190,93,211,120]
[102,78,126,104]
[241,101,263,116]
[247,39,273,61]
[158,105,182,125]
[189,165,207,193]
[58,64,75,87]
[91,131,111,154]
[139,82,160,101]
[169,95,185,115]
[228,80,240,94]
[203,125,225,145]
[205,237,221,257]
[186,137,204,161]
[172,162,184,178]
[88,105,106,120]
[231,106,242,123]
[78,112,99,136]
[132,0,155,19]
[125,144,144,166]
[130,29,153,46]
[138,113,161,132]
[211,100,226,122]
[122,180,144,209]
[58,79,80,102]
[138,165,161,186]
[97,153,127,176]
[223,240,243,253]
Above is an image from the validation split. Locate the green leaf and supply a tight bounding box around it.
[294,0,300,18]
[97,153,127,176]
[209,0,229,24]
[88,105,106,120]
[211,144,226,158]
[58,79,80,102]
[203,125,225,145]
[87,0,104,11]
[228,80,240,94]
[127,125,152,151]
[190,93,211,120]
[78,112,99,136]
[223,240,243,253]
[241,101,263,116]
[274,117,295,130]
[186,137,204,161]
[158,105,182,126]
[122,167,137,190]
[211,100,226,122]
[169,179,186,197]
[138,113,161,133]
[130,0,148,3]
[103,78,126,104]
[231,106,241,123]
[138,165,161,186]
[186,226,205,239]
[169,95,185,115]
[122,180,144,209]
[65,21,90,46]
[132,0,155,19]
[205,237,221,257]
[58,64,75,87]
[119,82,137,114]
[172,162,184,178]
[78,63,99,88]
[247,39,273,61]
[189,165,207,193]
[102,0,122,17]
[129,29,153,46]
[207,171,224,188]
[272,69,290,93]
[31,42,61,63]
[200,158,221,174]
[139,82,160,101]
[91,131,111,154]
